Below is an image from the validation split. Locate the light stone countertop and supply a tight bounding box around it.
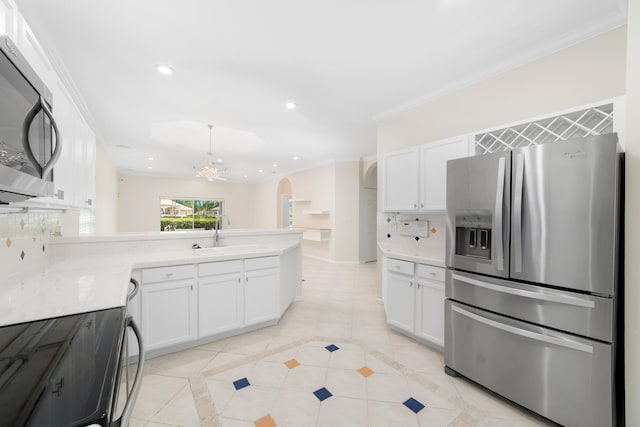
[0,239,301,327]
[378,244,446,268]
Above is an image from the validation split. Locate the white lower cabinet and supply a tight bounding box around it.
[198,260,243,337]
[384,257,445,347]
[415,265,445,347]
[244,257,280,325]
[140,265,197,352]
[386,267,415,333]
[138,256,281,354]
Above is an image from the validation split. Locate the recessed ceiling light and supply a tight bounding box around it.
[272,164,278,168]
[285,101,296,109]
[217,158,223,163]
[147,166,153,169]
[243,175,248,178]
[258,169,263,173]
[293,156,299,160]
[156,65,174,76]
[148,157,154,161]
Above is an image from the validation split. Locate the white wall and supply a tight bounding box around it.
[625,0,640,424]
[95,143,119,234]
[288,162,336,261]
[252,161,364,263]
[117,174,256,232]
[377,27,627,155]
[334,161,360,263]
[253,178,280,229]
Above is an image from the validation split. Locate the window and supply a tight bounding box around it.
[160,198,224,231]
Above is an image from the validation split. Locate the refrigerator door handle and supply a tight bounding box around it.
[451,305,593,354]
[494,157,506,271]
[451,273,595,308]
[513,153,525,273]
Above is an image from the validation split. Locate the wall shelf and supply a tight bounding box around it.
[290,198,311,203]
[298,228,331,241]
[303,210,330,215]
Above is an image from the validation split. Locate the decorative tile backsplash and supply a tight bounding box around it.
[378,212,446,260]
[0,211,62,278]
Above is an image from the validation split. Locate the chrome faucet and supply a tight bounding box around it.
[214,213,230,247]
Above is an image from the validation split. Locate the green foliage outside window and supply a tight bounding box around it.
[160,198,223,231]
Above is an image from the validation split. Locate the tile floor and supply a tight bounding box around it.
[128,257,553,427]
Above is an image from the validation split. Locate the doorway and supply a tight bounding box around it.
[360,163,377,263]
[277,178,293,228]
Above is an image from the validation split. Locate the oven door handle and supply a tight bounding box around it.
[112,316,145,427]
[21,95,62,179]
[128,278,139,301]
[451,304,593,354]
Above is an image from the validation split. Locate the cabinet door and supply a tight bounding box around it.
[244,268,279,325]
[420,136,472,212]
[17,18,54,87]
[383,148,419,212]
[142,279,196,351]
[49,78,75,204]
[199,273,243,337]
[0,0,18,43]
[385,272,415,333]
[416,279,445,346]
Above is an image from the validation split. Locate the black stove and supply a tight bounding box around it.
[0,307,127,427]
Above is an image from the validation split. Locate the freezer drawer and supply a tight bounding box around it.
[446,269,614,342]
[445,300,615,427]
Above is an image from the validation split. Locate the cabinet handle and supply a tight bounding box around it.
[190,284,193,291]
[417,283,421,289]
[413,203,417,208]
[410,281,413,287]
[85,198,93,206]
[429,272,436,276]
[166,273,173,278]
[238,278,241,284]
[420,203,424,208]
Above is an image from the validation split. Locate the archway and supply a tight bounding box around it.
[277,178,293,228]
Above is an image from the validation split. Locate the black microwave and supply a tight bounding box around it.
[0,35,61,203]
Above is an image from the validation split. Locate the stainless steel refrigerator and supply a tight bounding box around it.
[444,133,624,427]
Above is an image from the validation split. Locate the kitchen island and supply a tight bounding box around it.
[1,229,303,358]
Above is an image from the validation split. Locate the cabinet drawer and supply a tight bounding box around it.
[386,258,414,276]
[199,260,243,277]
[245,256,280,271]
[142,265,194,284]
[416,264,445,282]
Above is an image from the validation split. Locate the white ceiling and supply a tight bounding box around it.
[17,0,627,183]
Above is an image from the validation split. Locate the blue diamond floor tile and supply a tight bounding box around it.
[313,387,333,402]
[325,344,340,352]
[403,397,425,414]
[233,377,251,390]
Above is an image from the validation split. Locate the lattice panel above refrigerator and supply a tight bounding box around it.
[475,103,614,155]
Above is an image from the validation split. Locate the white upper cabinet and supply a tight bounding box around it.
[383,148,420,212]
[383,135,473,213]
[17,18,54,87]
[419,136,473,212]
[0,0,18,41]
